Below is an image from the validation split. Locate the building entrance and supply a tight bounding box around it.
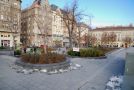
[1,40,10,47]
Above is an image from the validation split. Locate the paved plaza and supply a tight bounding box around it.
[0,47,134,90]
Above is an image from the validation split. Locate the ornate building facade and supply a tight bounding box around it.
[21,0,52,47]
[21,0,69,47]
[90,26,134,47]
[21,0,89,47]
[0,0,21,48]
[51,4,64,47]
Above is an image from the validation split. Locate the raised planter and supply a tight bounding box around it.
[14,55,21,57]
[15,58,70,70]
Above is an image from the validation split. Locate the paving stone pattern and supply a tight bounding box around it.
[0,47,134,90]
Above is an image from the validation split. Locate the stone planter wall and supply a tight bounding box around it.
[67,55,107,59]
[15,59,70,70]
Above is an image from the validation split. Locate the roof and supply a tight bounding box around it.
[22,0,41,12]
[91,26,134,32]
[22,0,58,12]
[31,0,41,8]
[77,22,91,29]
[51,4,58,11]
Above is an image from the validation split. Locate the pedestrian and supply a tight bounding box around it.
[24,47,27,53]
[34,47,37,53]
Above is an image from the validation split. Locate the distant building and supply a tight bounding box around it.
[77,23,90,47]
[0,0,21,48]
[90,26,134,47]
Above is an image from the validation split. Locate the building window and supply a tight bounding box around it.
[1,15,4,20]
[1,35,3,37]
[1,40,10,47]
[14,3,18,5]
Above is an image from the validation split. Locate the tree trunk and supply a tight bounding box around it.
[12,35,16,51]
[69,36,73,48]
[78,31,81,48]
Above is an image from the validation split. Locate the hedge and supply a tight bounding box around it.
[14,50,21,55]
[67,48,104,57]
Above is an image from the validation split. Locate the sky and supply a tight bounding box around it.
[21,0,134,27]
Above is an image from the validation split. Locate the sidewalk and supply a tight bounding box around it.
[122,52,134,90]
[0,48,130,90]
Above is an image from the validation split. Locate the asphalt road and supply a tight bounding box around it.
[0,47,134,90]
[0,50,14,56]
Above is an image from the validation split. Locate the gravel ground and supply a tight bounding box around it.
[0,47,134,90]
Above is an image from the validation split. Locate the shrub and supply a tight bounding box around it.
[86,48,104,57]
[67,49,80,56]
[97,47,117,54]
[0,46,6,49]
[67,48,104,57]
[47,47,55,52]
[21,52,66,64]
[21,53,30,62]
[14,50,21,55]
[79,49,87,57]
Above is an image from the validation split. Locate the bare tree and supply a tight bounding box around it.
[77,26,83,47]
[24,0,52,63]
[54,40,62,48]
[34,0,52,53]
[123,36,132,45]
[101,32,116,46]
[90,35,97,46]
[101,32,108,45]
[60,0,84,48]
[109,32,117,45]
[84,35,88,47]
[76,23,90,48]
[84,34,97,46]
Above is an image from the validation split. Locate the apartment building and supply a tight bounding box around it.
[21,0,52,47]
[90,26,134,47]
[21,0,90,48]
[21,0,67,47]
[51,4,64,47]
[0,0,21,48]
[50,5,90,47]
[77,23,89,47]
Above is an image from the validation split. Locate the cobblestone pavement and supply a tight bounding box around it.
[0,47,134,90]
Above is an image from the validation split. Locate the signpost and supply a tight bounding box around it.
[73,47,80,52]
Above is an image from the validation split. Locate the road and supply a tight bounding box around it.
[0,50,14,56]
[0,47,134,90]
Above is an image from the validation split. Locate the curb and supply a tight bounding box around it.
[67,55,107,59]
[15,59,70,70]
